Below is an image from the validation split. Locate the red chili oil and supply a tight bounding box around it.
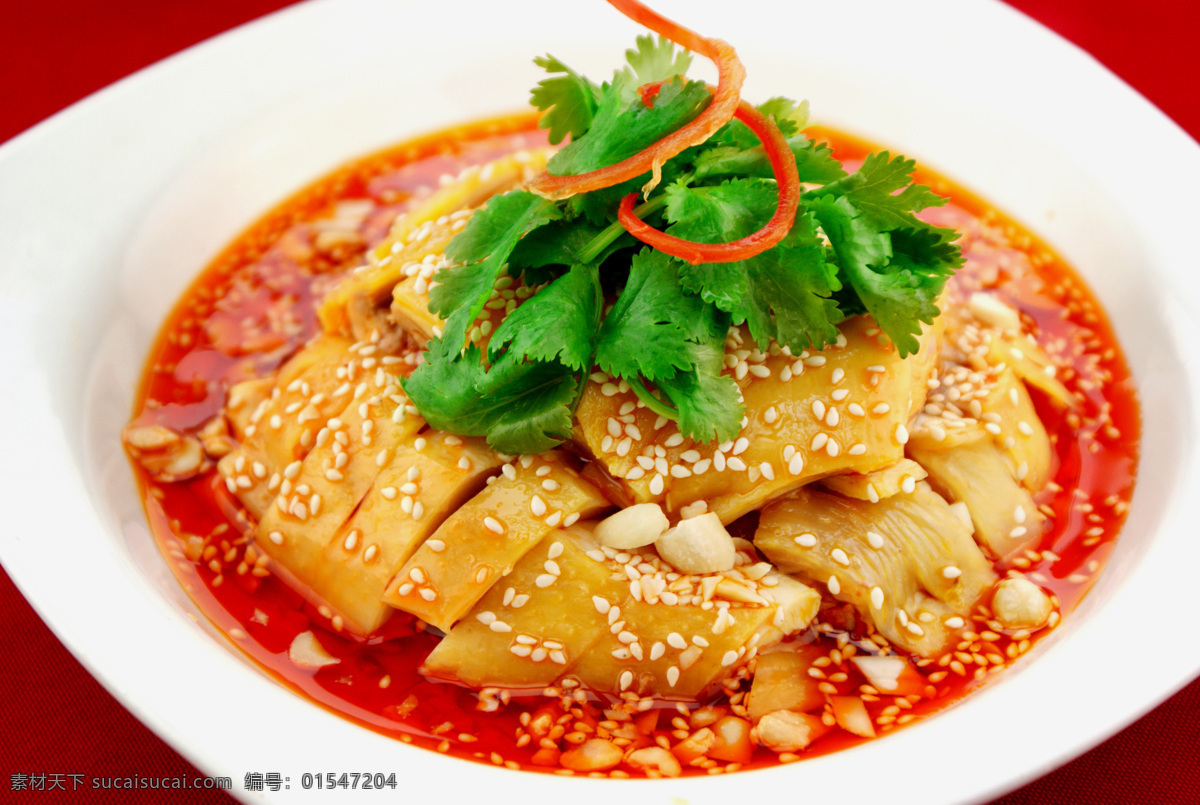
[128,114,1140,774]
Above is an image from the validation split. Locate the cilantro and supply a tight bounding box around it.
[619,34,694,86]
[396,36,961,454]
[530,55,600,145]
[432,191,561,350]
[488,263,602,371]
[665,179,843,350]
[402,340,578,454]
[547,76,710,177]
[596,249,742,441]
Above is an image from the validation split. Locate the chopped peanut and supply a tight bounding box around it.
[560,739,623,772]
[754,710,828,753]
[625,746,682,777]
[672,727,715,765]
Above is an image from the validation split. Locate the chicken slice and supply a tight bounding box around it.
[755,482,996,656]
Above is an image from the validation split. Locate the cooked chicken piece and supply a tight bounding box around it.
[421,527,622,688]
[819,458,928,502]
[908,436,1044,560]
[755,482,996,656]
[987,330,1074,409]
[319,150,552,347]
[383,453,610,632]
[424,525,821,697]
[217,335,357,518]
[572,568,819,698]
[252,387,426,611]
[575,315,943,524]
[319,431,502,634]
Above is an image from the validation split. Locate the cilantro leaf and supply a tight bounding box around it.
[595,248,713,383]
[693,134,845,184]
[810,194,944,356]
[547,76,711,177]
[432,191,561,350]
[488,263,602,371]
[402,339,577,455]
[808,151,947,232]
[509,218,631,276]
[665,179,843,350]
[656,339,743,444]
[530,55,601,145]
[595,248,741,443]
[715,97,809,149]
[618,35,693,86]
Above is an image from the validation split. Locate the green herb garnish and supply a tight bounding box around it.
[402,36,961,454]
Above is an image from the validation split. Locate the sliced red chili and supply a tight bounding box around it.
[617,99,800,264]
[526,0,745,201]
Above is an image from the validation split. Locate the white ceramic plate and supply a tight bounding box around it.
[2,0,1198,802]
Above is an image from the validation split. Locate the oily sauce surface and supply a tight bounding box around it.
[128,116,1140,773]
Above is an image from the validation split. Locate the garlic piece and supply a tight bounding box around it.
[655,513,735,574]
[594,503,669,550]
[991,577,1053,629]
[288,630,340,669]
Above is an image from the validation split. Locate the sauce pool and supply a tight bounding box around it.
[128,113,1139,774]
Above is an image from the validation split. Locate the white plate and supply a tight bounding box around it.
[1,0,1198,802]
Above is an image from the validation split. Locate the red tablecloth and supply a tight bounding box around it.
[2,1,1197,802]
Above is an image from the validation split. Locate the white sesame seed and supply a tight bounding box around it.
[870,587,884,610]
[530,495,547,517]
[831,548,850,566]
[484,516,504,534]
[867,531,884,549]
[828,576,841,595]
[943,566,962,579]
[794,533,817,548]
[787,452,805,476]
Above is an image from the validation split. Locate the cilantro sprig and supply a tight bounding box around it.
[402,36,961,454]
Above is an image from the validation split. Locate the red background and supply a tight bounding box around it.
[1,1,1197,802]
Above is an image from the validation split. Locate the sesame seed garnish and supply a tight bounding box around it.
[530,496,547,517]
[943,566,962,579]
[870,587,884,609]
[867,531,884,549]
[828,576,841,595]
